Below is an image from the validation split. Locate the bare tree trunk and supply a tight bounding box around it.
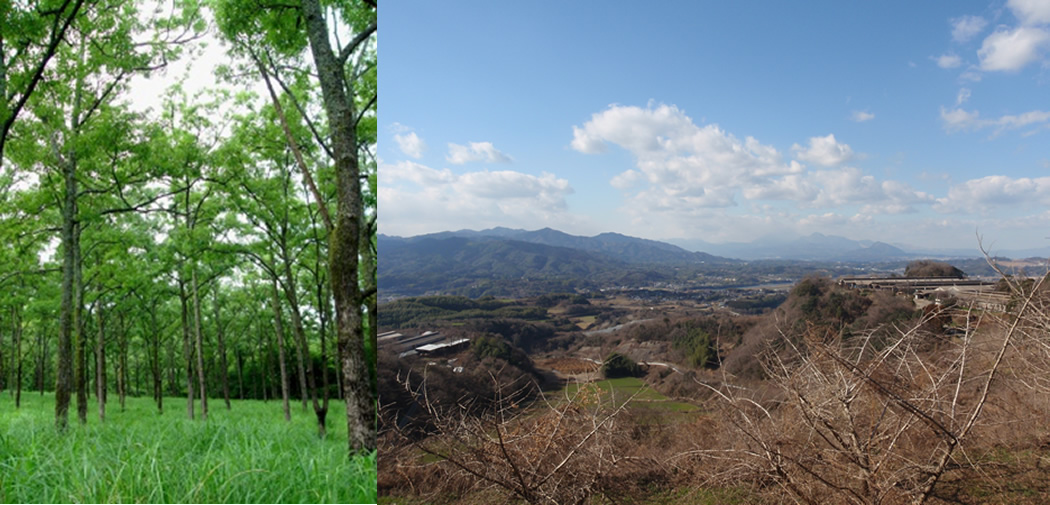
[118,312,127,411]
[14,305,23,408]
[191,268,208,420]
[213,294,231,409]
[150,300,162,413]
[179,280,195,420]
[271,278,291,421]
[236,347,245,400]
[74,219,86,424]
[95,301,106,422]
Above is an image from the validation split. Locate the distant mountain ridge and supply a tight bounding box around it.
[670,233,920,261]
[384,227,733,265]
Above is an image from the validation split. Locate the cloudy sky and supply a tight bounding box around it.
[381,1,1050,252]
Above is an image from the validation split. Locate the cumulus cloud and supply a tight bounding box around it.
[791,134,855,167]
[936,175,1050,212]
[851,110,875,122]
[384,160,454,186]
[936,53,963,68]
[940,106,1050,134]
[569,103,936,236]
[379,160,575,236]
[446,141,512,164]
[951,15,988,43]
[394,131,426,159]
[956,87,972,106]
[571,103,801,209]
[1009,0,1050,25]
[978,26,1050,71]
[610,169,642,190]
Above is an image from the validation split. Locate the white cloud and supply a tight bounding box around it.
[940,106,1050,134]
[956,87,972,106]
[978,26,1050,71]
[807,167,933,212]
[936,175,1050,212]
[379,161,576,236]
[571,103,933,233]
[571,103,801,210]
[394,131,426,159]
[936,53,963,68]
[851,110,875,122]
[1008,0,1050,25]
[791,134,855,167]
[446,141,512,164]
[610,169,642,190]
[951,15,988,43]
[384,160,454,186]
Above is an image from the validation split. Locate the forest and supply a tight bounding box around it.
[0,0,376,502]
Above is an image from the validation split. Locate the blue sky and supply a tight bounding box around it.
[380,1,1050,252]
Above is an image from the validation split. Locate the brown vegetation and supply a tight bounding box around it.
[380,266,1050,504]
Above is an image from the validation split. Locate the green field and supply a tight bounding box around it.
[0,392,376,504]
[561,377,699,413]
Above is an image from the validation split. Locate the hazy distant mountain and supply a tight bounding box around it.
[378,234,679,297]
[392,227,733,265]
[672,233,924,261]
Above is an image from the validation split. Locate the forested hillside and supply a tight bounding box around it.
[0,0,376,502]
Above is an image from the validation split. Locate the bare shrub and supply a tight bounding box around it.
[695,281,1042,505]
[385,368,659,505]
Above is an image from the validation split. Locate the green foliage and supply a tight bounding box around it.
[673,327,716,368]
[0,393,376,503]
[602,352,640,379]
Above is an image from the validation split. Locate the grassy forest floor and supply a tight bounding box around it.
[0,392,376,503]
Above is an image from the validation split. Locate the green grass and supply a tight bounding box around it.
[560,377,698,414]
[0,391,376,503]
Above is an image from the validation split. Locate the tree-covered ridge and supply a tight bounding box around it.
[0,0,376,473]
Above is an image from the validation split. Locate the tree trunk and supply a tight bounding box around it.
[282,257,325,436]
[74,219,86,424]
[118,311,127,411]
[300,0,375,453]
[150,300,162,413]
[96,301,106,422]
[179,280,195,419]
[213,294,231,409]
[236,347,245,400]
[55,140,76,430]
[14,305,23,408]
[271,278,291,421]
[191,267,208,420]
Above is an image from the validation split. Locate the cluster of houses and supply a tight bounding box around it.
[378,330,469,358]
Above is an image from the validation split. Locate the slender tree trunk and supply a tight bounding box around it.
[213,294,231,410]
[300,0,375,453]
[74,219,86,424]
[271,277,291,421]
[95,301,106,422]
[282,261,324,436]
[191,268,208,420]
[118,312,127,411]
[14,306,23,408]
[236,348,245,400]
[35,326,44,395]
[55,142,76,430]
[150,301,162,413]
[179,280,195,419]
